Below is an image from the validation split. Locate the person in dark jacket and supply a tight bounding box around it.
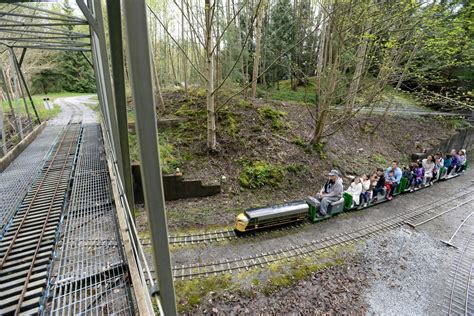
[372,168,385,202]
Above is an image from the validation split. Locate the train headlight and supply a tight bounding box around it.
[235,213,249,232]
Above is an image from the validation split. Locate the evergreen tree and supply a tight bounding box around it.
[58,0,96,93]
[265,0,295,85]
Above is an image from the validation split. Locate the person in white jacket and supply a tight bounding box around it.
[346,177,363,206]
[422,155,435,185]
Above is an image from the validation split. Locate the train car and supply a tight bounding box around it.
[235,200,309,232]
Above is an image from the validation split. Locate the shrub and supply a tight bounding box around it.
[239,161,286,189]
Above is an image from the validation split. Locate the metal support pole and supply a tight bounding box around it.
[10,48,32,128]
[78,0,125,192]
[11,65,24,140]
[18,48,26,68]
[123,0,177,314]
[80,51,93,68]
[11,48,40,124]
[0,65,21,140]
[0,91,6,156]
[106,0,135,213]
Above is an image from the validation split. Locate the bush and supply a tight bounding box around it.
[239,161,286,189]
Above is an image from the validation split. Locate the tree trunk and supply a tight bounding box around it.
[345,16,371,115]
[251,0,264,98]
[205,0,217,150]
[181,0,188,92]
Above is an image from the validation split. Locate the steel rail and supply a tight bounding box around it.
[0,125,72,268]
[14,125,81,314]
[447,233,474,315]
[441,211,474,248]
[466,263,473,316]
[171,188,474,279]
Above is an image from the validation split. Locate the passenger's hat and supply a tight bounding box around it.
[328,169,339,176]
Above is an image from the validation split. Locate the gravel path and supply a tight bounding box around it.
[51,95,97,124]
[361,229,456,315]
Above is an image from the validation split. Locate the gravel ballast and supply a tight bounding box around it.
[361,228,455,315]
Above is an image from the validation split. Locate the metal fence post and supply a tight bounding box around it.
[122,0,178,314]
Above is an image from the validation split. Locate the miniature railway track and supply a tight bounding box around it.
[141,177,470,247]
[171,187,474,280]
[443,233,474,316]
[139,222,310,246]
[442,209,474,316]
[0,123,81,315]
[140,223,308,246]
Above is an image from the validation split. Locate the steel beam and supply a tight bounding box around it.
[2,39,91,46]
[0,11,86,23]
[18,48,26,67]
[0,28,88,37]
[0,36,90,41]
[0,23,88,27]
[80,51,93,68]
[0,64,21,141]
[123,0,177,314]
[15,2,86,20]
[10,48,32,128]
[11,48,40,124]
[9,46,91,52]
[0,90,6,156]
[106,0,135,212]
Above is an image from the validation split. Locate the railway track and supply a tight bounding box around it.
[141,176,469,247]
[0,123,82,315]
[171,187,474,280]
[442,210,474,316]
[140,222,308,246]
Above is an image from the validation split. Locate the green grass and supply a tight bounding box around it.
[175,275,232,312]
[259,78,316,104]
[1,92,93,121]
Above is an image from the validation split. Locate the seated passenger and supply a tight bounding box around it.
[437,152,444,167]
[412,161,424,191]
[433,156,442,180]
[360,174,371,207]
[422,155,435,185]
[457,149,467,173]
[447,149,459,175]
[384,161,402,200]
[403,163,416,188]
[314,170,343,216]
[346,177,363,207]
[385,170,396,200]
[372,168,385,202]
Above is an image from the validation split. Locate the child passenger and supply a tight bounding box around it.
[385,170,396,200]
[346,177,363,207]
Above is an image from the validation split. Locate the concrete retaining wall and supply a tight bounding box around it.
[412,126,474,160]
[0,122,47,172]
[131,163,221,202]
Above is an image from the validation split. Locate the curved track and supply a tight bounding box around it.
[442,211,474,315]
[171,187,474,279]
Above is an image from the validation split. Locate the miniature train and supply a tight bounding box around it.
[234,166,467,233]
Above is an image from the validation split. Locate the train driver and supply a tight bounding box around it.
[314,169,343,216]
